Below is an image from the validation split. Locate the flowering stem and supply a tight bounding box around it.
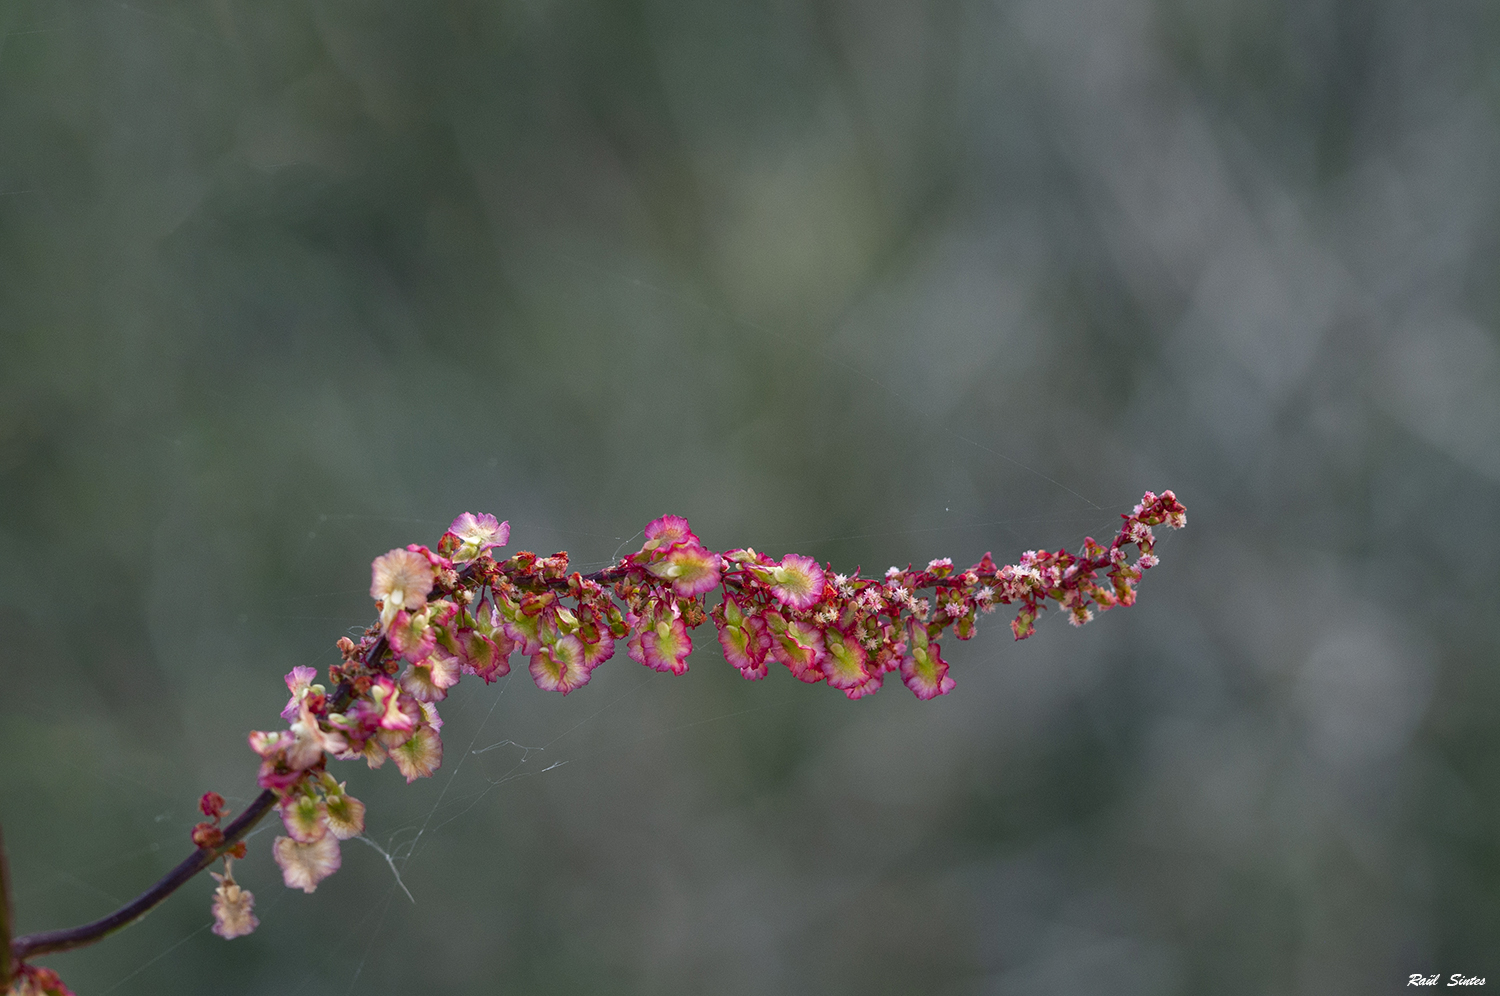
[8,789,277,963]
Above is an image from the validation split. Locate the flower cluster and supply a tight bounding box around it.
[223,494,1183,935]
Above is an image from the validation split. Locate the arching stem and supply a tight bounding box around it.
[9,789,277,964]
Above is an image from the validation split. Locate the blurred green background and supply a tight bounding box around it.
[2,0,1498,992]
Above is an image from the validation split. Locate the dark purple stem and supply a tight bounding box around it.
[9,789,278,963]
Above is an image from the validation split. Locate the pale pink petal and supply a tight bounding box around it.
[766,554,826,611]
[457,629,512,683]
[372,681,418,732]
[821,629,871,690]
[448,513,510,562]
[640,617,692,675]
[361,738,389,770]
[648,544,722,596]
[581,632,615,668]
[278,794,328,843]
[390,725,444,782]
[716,608,771,676]
[280,667,319,722]
[248,729,290,759]
[400,654,462,702]
[899,626,956,700]
[388,610,437,662]
[770,620,827,682]
[642,514,697,550]
[288,700,346,768]
[273,834,341,893]
[370,549,436,629]
[324,792,366,840]
[529,636,593,694]
[502,612,543,657]
[255,760,304,793]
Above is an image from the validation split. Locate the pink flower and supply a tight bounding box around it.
[210,861,258,939]
[289,699,348,765]
[390,725,444,782]
[631,616,693,675]
[248,702,342,790]
[502,611,544,657]
[273,834,341,893]
[401,653,462,702]
[280,666,319,722]
[248,729,291,759]
[899,624,955,699]
[455,628,513,682]
[717,628,769,679]
[388,609,438,662]
[324,790,366,840]
[1161,491,1186,529]
[529,635,593,694]
[723,547,775,567]
[715,598,771,678]
[448,512,510,563]
[648,543,722,596]
[279,792,328,843]
[251,759,304,793]
[371,548,436,630]
[580,632,616,668]
[640,514,698,553]
[765,554,826,610]
[370,678,418,733]
[821,628,871,691]
[771,619,827,682]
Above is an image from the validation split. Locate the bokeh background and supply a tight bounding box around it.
[2,0,1497,993]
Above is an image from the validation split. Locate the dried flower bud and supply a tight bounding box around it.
[209,859,259,939]
[191,822,225,850]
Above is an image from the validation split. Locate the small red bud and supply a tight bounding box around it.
[227,841,248,860]
[199,791,227,819]
[192,822,226,849]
